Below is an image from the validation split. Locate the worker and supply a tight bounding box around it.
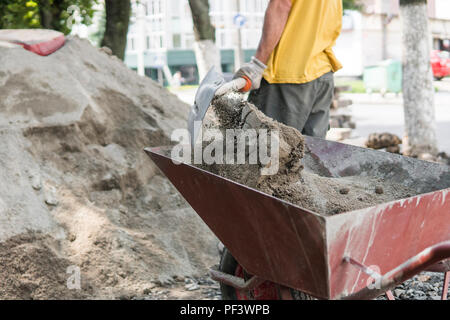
[234,0,343,138]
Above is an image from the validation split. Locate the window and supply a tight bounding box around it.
[170,0,180,17]
[144,1,149,16]
[185,34,195,49]
[146,36,150,50]
[173,34,181,49]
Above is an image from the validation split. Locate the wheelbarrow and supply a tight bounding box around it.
[144,136,450,300]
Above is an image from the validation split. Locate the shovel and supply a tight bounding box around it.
[188,68,252,145]
[0,29,65,56]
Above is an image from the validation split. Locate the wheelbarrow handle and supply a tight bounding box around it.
[215,76,252,97]
[341,240,450,300]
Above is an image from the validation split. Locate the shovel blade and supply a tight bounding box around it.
[188,68,225,145]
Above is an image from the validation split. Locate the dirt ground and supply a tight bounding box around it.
[132,271,447,301]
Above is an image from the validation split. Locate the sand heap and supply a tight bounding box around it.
[0,37,218,299]
[201,94,418,215]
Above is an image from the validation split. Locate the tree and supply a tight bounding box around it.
[0,0,96,35]
[342,0,362,11]
[399,0,438,157]
[100,0,131,61]
[188,0,222,81]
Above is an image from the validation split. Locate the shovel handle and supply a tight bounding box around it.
[215,76,252,97]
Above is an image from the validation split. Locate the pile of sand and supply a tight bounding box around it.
[202,94,418,215]
[0,37,218,299]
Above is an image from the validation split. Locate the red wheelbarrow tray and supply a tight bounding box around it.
[144,136,450,300]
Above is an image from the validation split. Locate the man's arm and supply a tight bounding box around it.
[233,0,292,90]
[255,0,293,64]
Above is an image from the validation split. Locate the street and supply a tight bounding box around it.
[343,78,450,154]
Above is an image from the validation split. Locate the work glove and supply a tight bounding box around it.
[234,56,267,91]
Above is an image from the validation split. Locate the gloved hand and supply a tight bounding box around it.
[234,56,267,91]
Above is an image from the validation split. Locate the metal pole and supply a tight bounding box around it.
[234,0,244,70]
[136,1,145,76]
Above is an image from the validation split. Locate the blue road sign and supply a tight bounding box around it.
[233,14,247,28]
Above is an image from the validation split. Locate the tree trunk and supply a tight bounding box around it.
[400,0,438,157]
[39,0,64,31]
[101,0,131,61]
[188,0,222,81]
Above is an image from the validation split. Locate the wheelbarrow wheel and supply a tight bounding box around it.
[219,248,313,300]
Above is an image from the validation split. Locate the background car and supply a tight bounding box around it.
[431,50,450,81]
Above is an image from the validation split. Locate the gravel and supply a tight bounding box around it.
[133,271,447,300]
[377,272,447,300]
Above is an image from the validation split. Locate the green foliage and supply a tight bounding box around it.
[0,0,97,34]
[88,5,105,46]
[400,0,427,5]
[0,1,40,29]
[343,0,362,11]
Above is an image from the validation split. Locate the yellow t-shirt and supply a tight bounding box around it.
[263,0,343,84]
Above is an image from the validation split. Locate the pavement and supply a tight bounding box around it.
[170,78,450,154]
[341,78,450,154]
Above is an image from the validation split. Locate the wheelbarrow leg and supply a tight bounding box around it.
[385,290,395,300]
[442,271,449,300]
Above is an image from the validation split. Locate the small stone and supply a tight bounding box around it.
[44,186,59,206]
[95,173,120,191]
[339,187,350,195]
[365,133,401,149]
[415,290,425,296]
[417,274,431,282]
[418,153,435,162]
[119,205,128,214]
[394,289,405,297]
[156,276,173,286]
[185,283,199,291]
[143,288,152,295]
[375,186,384,194]
[385,145,400,154]
[68,234,76,242]
[31,174,42,190]
[100,46,113,55]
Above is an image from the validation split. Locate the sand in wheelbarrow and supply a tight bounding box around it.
[200,94,418,215]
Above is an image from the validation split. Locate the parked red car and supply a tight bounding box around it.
[431,50,450,80]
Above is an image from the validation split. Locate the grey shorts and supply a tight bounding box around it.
[248,71,334,138]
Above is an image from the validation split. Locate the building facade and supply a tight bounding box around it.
[125,0,269,84]
[336,0,450,76]
[125,0,450,82]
